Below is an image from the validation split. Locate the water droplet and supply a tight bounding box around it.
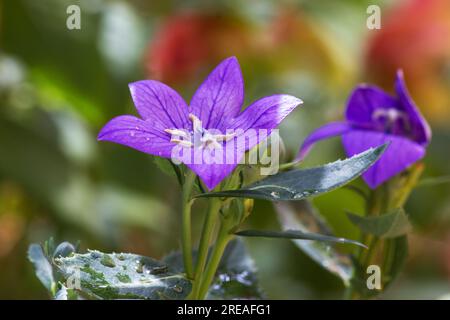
[90,251,101,259]
[135,260,143,273]
[130,131,135,137]
[100,254,116,268]
[270,191,280,198]
[172,285,183,293]
[235,271,253,286]
[218,274,231,282]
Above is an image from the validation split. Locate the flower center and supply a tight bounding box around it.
[165,114,235,150]
[372,108,410,134]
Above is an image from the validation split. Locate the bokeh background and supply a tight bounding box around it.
[1,0,449,299]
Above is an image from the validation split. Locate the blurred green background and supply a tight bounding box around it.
[1,0,449,299]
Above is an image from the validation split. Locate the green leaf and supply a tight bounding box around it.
[153,156,182,183]
[55,250,191,300]
[43,237,56,258]
[418,175,450,188]
[235,229,366,248]
[275,201,355,285]
[346,208,412,238]
[207,239,263,300]
[28,244,55,292]
[196,145,387,201]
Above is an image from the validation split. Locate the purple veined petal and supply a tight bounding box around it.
[345,84,399,126]
[342,129,426,189]
[98,115,174,158]
[227,94,302,132]
[129,80,190,130]
[189,56,244,130]
[224,94,302,154]
[395,70,432,145]
[182,143,246,190]
[186,162,239,191]
[294,122,352,162]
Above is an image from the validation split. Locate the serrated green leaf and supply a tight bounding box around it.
[28,244,55,292]
[275,201,355,284]
[346,208,412,238]
[235,229,366,248]
[196,145,387,201]
[55,250,191,300]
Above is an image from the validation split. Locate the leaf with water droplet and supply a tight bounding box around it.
[196,145,387,201]
[54,250,191,300]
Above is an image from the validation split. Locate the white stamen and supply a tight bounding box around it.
[189,114,203,134]
[213,133,236,142]
[167,113,233,150]
[170,139,193,147]
[164,128,190,138]
[372,108,407,123]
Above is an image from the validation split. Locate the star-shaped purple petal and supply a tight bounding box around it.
[189,57,244,131]
[98,57,303,190]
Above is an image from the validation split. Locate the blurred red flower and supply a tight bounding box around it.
[145,12,247,84]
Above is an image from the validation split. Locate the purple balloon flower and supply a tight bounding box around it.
[296,70,431,189]
[98,57,302,190]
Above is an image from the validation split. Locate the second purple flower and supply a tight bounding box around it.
[296,70,431,189]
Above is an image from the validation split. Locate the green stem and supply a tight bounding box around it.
[181,170,196,280]
[190,197,222,299]
[348,166,423,299]
[362,236,379,267]
[346,187,385,300]
[382,239,394,276]
[197,220,233,299]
